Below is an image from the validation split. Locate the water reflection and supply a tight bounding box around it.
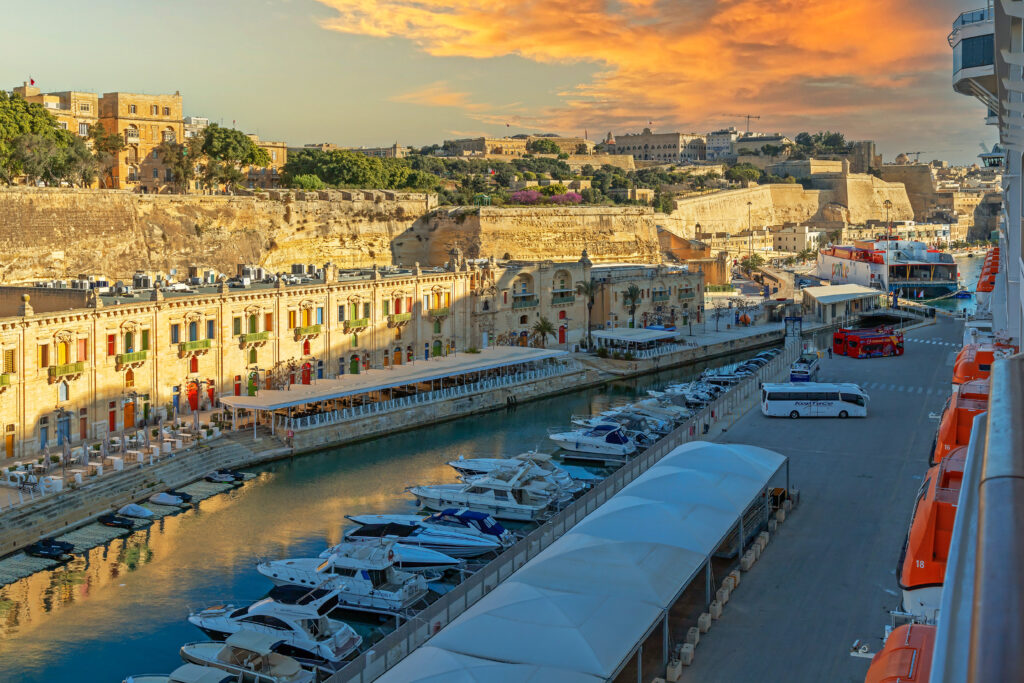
[0,352,763,682]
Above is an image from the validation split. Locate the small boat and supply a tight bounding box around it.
[319,540,462,577]
[548,424,636,460]
[256,542,428,613]
[98,513,135,529]
[448,452,587,495]
[341,521,499,558]
[180,632,315,683]
[124,663,239,683]
[118,503,155,519]
[930,379,988,466]
[346,508,516,548]
[407,466,554,522]
[188,590,363,672]
[24,540,72,562]
[953,289,972,299]
[863,623,935,683]
[204,472,239,484]
[149,492,191,508]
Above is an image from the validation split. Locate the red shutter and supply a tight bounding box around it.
[107,334,116,356]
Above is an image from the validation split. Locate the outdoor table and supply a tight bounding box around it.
[127,449,144,464]
[109,456,124,472]
[150,445,162,460]
[68,468,87,485]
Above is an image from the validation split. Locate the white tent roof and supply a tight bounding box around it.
[381,646,601,683]
[378,441,787,682]
[802,283,881,305]
[592,328,677,344]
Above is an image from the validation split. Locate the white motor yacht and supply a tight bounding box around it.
[124,663,240,683]
[346,508,516,548]
[188,588,363,672]
[180,632,314,683]
[319,539,461,578]
[340,521,499,558]
[448,452,587,494]
[256,542,428,613]
[406,466,554,522]
[548,423,636,461]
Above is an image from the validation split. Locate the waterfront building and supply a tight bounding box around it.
[706,127,740,161]
[245,134,288,189]
[772,225,828,253]
[589,264,704,330]
[603,128,706,163]
[11,82,97,139]
[97,90,185,192]
[695,229,774,258]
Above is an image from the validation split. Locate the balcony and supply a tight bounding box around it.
[552,293,576,305]
[678,290,696,300]
[293,324,321,339]
[652,293,671,302]
[428,307,449,318]
[240,331,270,345]
[178,339,212,355]
[48,361,85,381]
[950,9,996,112]
[0,373,10,387]
[388,312,413,326]
[115,350,147,366]
[344,318,370,332]
[512,297,539,310]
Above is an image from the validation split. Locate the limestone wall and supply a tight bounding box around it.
[391,206,661,265]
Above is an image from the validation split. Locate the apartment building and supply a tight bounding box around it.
[772,225,828,253]
[590,264,704,330]
[246,135,288,189]
[11,83,97,139]
[604,128,706,163]
[98,91,184,192]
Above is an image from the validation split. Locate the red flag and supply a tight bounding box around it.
[29,76,35,86]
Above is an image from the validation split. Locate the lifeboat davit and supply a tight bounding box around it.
[898,445,967,621]
[864,623,935,683]
[931,379,988,466]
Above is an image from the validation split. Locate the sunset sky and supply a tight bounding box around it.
[0,0,994,163]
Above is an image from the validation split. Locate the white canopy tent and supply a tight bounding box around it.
[389,646,603,682]
[377,442,788,682]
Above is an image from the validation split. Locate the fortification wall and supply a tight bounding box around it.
[877,165,936,220]
[391,206,661,265]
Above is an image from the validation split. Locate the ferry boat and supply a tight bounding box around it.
[898,445,966,622]
[179,632,314,683]
[930,379,988,466]
[346,508,517,548]
[406,465,554,522]
[256,542,428,613]
[816,239,958,297]
[863,623,935,683]
[832,326,904,358]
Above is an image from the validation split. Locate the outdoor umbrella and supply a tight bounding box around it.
[194,408,201,433]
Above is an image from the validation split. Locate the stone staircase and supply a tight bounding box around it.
[0,438,266,556]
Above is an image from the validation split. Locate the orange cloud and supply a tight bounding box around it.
[390,81,490,112]
[317,0,961,139]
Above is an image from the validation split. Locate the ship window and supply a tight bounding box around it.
[366,568,388,588]
[240,615,289,630]
[493,490,509,500]
[331,566,357,577]
[229,606,249,619]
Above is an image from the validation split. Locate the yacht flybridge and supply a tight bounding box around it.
[406,465,554,521]
[255,542,428,613]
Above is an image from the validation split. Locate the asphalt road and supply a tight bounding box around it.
[683,316,962,682]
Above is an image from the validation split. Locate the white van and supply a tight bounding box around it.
[760,382,869,419]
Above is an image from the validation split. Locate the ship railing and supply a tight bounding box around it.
[325,342,801,683]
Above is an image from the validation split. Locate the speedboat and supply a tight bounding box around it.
[461,470,572,507]
[256,542,428,613]
[124,663,239,683]
[341,521,499,558]
[149,491,191,508]
[98,513,135,529]
[180,632,314,683]
[448,452,587,495]
[319,539,461,577]
[347,508,516,548]
[188,589,363,672]
[406,466,554,522]
[548,424,636,462]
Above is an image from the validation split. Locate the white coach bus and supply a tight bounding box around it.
[760,382,869,419]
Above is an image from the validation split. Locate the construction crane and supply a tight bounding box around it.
[903,151,933,163]
[727,114,761,133]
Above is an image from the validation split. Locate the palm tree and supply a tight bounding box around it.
[624,284,642,328]
[576,281,600,349]
[531,316,555,348]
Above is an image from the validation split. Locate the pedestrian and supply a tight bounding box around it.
[827,347,833,359]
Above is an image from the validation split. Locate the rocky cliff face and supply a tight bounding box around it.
[391,206,661,265]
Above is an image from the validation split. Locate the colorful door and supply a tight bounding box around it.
[79,417,87,440]
[124,402,135,429]
[108,409,116,432]
[234,376,242,396]
[187,382,199,411]
[559,326,566,344]
[350,356,360,375]
[301,363,312,385]
[432,340,442,357]
[207,383,216,405]
[4,433,13,459]
[393,348,402,366]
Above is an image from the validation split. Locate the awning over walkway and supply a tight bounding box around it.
[802,284,882,305]
[592,328,677,344]
[220,347,565,412]
[377,441,788,682]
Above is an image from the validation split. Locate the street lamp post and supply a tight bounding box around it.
[883,199,894,293]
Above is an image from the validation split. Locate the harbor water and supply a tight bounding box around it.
[0,349,773,682]
[928,253,985,314]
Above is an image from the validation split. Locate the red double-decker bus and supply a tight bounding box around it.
[833,326,904,358]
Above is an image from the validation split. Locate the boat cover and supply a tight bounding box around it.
[377,441,786,682]
[429,509,508,538]
[349,522,419,538]
[149,492,183,506]
[118,503,155,518]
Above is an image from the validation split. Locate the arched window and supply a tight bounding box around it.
[189,355,199,373]
[58,381,69,402]
[519,315,528,325]
[125,368,135,388]
[351,333,358,348]
[188,321,198,341]
[57,341,69,365]
[248,347,257,364]
[302,339,311,356]
[558,310,567,320]
[124,331,134,353]
[248,315,257,334]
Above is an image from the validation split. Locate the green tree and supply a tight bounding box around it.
[12,134,64,185]
[531,315,556,348]
[725,163,762,184]
[61,136,100,187]
[0,91,72,183]
[87,122,126,188]
[739,254,766,273]
[201,124,270,188]
[156,135,204,193]
[623,284,642,328]
[527,138,560,154]
[539,183,568,196]
[576,281,600,349]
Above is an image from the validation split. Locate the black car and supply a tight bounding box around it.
[98,513,135,529]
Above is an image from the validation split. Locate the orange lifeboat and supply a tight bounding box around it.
[898,446,966,620]
[951,342,1018,387]
[864,623,935,683]
[931,380,988,466]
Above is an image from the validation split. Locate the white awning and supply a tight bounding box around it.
[591,328,677,344]
[377,441,787,682]
[220,347,565,411]
[802,284,882,305]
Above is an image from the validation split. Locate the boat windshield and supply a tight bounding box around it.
[302,617,332,640]
[605,430,630,445]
